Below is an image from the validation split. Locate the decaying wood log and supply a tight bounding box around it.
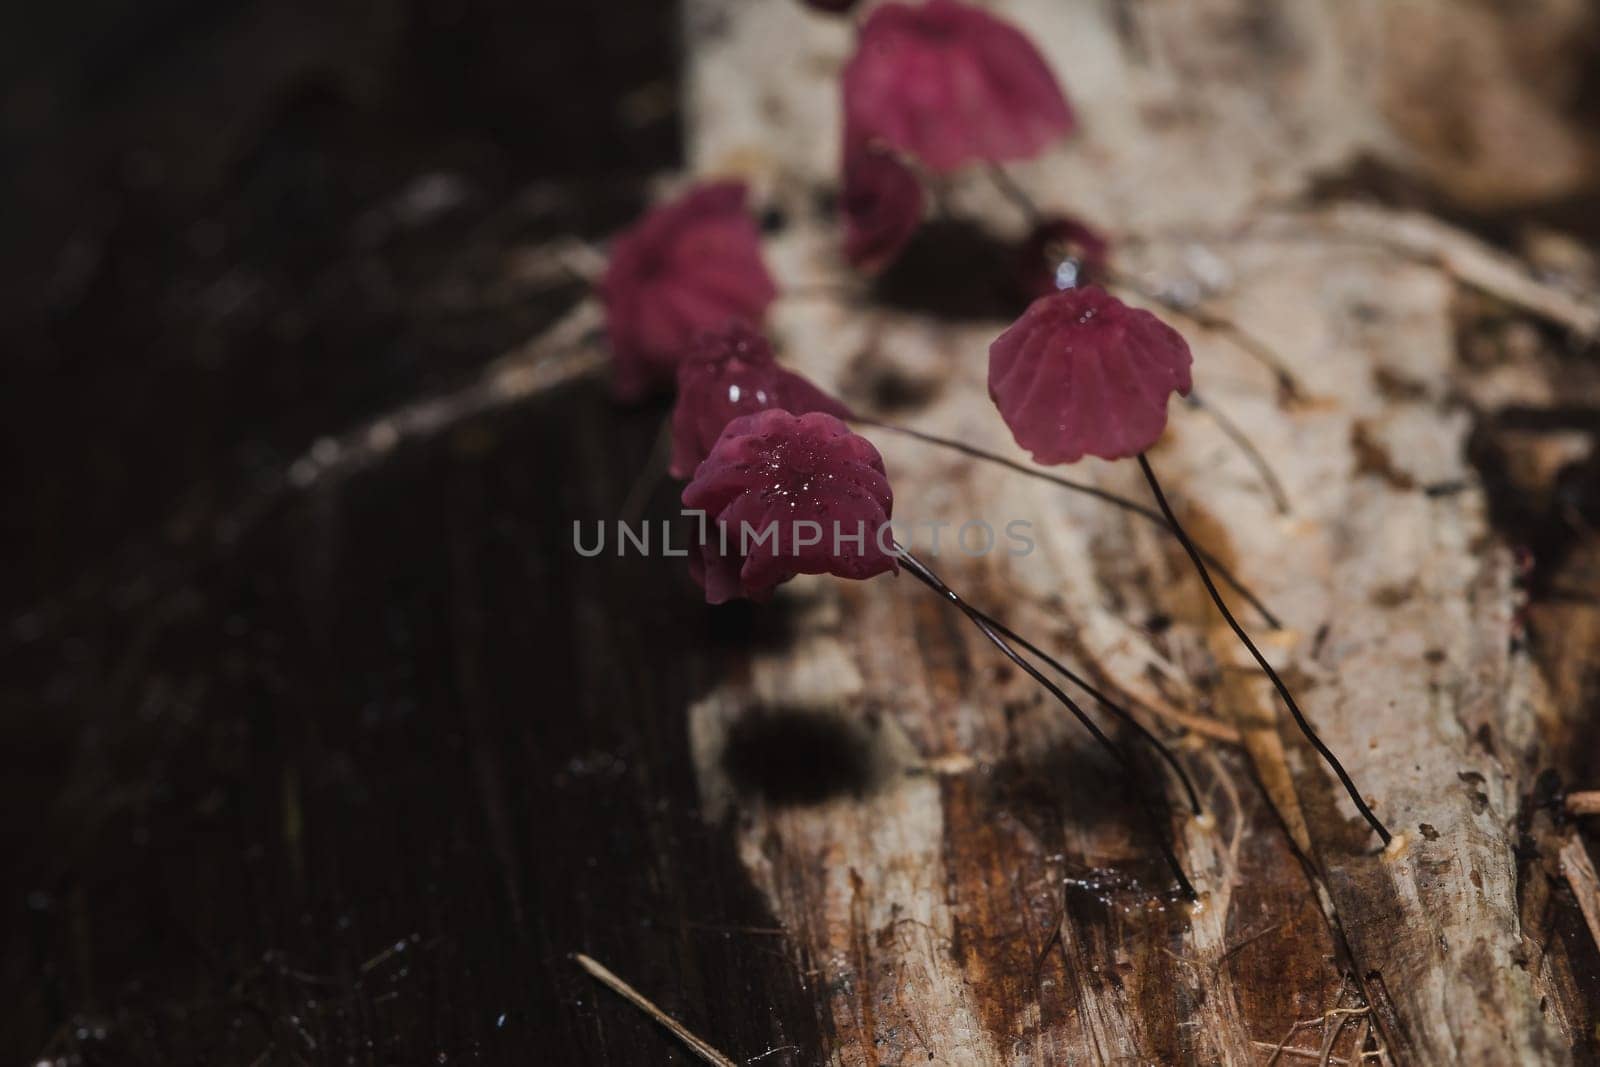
[679,1,1600,1062]
[1560,843,1600,977]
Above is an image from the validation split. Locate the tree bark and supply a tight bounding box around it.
[681,1,1600,1062]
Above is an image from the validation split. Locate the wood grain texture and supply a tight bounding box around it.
[6,1,1599,1064]
[681,0,1600,1062]
[2,3,839,1063]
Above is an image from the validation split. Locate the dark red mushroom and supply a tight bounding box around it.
[682,409,897,603]
[669,323,1275,624]
[680,406,1201,898]
[985,289,1393,848]
[842,143,925,273]
[842,0,1074,174]
[601,181,777,402]
[669,324,852,479]
[989,286,1192,465]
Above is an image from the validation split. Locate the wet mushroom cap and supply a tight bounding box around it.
[988,286,1192,464]
[601,181,777,402]
[841,143,925,273]
[670,324,853,479]
[842,0,1074,174]
[682,409,897,603]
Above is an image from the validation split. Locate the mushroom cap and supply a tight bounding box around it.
[682,409,897,603]
[670,324,853,479]
[601,181,777,402]
[842,144,924,273]
[842,0,1074,174]
[988,286,1192,464]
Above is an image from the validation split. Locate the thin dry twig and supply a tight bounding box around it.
[1252,1040,1350,1065]
[1262,1007,1369,1067]
[1317,205,1600,339]
[573,952,738,1067]
[6,296,608,649]
[1356,1013,1391,1065]
[286,299,605,495]
[1565,791,1600,817]
[1135,691,1244,743]
[1319,1006,1357,1067]
[1558,838,1600,955]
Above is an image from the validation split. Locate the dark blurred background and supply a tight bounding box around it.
[2,0,678,610]
[1,2,837,1063]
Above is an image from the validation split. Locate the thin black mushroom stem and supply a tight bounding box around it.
[1135,452,1394,848]
[963,603,1203,818]
[855,413,1282,630]
[893,543,1200,902]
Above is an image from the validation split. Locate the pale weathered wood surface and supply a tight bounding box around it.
[681,1,1600,1062]
[8,2,1598,1062]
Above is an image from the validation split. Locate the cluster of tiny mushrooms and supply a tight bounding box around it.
[598,0,1400,902]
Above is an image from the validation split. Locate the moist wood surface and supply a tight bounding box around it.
[682,0,1600,1062]
[6,0,1600,1064]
